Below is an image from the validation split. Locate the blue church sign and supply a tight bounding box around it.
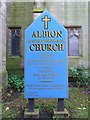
[25,10,68,98]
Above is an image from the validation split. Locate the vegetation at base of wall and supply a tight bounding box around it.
[70,65,88,88]
[8,74,24,92]
[7,69,88,93]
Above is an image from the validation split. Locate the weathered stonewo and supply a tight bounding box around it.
[53,108,70,118]
[0,2,7,120]
[0,2,7,75]
[24,109,39,118]
[7,2,88,73]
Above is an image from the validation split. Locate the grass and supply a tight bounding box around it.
[1,87,88,119]
[0,83,2,119]
[65,88,88,118]
[0,103,2,120]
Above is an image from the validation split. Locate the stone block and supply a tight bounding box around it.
[24,109,39,118]
[53,108,70,118]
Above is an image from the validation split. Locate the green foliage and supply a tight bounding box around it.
[8,74,24,92]
[70,65,88,87]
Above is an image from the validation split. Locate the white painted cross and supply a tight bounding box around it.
[42,15,51,29]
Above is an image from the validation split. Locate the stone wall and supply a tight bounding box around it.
[7,1,88,74]
[0,1,7,81]
[7,2,34,74]
[46,2,88,69]
[0,1,7,119]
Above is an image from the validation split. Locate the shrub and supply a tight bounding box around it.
[70,65,88,87]
[8,74,24,92]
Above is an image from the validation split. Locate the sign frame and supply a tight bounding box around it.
[24,10,68,99]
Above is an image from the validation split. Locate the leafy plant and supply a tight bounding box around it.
[70,65,88,87]
[8,74,24,92]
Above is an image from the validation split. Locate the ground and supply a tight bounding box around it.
[1,87,88,119]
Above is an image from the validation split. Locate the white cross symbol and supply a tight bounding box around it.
[42,15,51,29]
